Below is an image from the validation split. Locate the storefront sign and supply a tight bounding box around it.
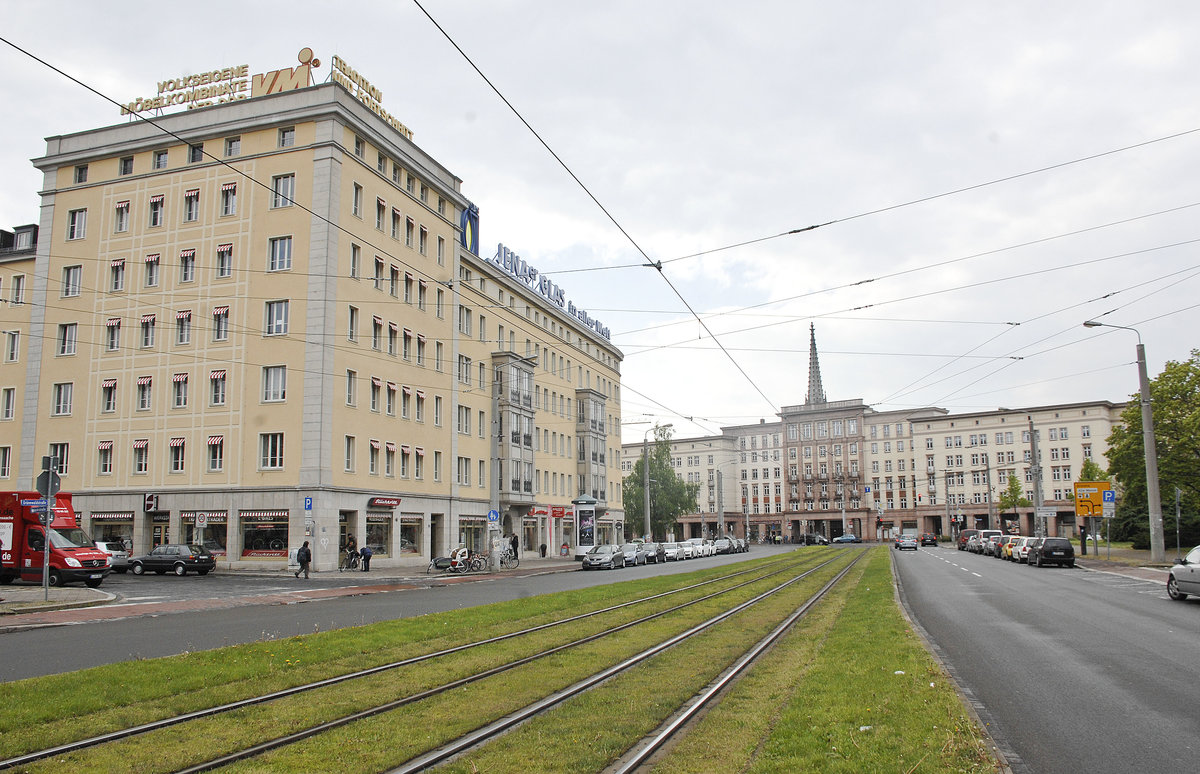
[368,497,402,509]
[331,55,414,140]
[489,243,610,340]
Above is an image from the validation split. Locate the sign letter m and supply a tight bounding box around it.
[252,66,310,98]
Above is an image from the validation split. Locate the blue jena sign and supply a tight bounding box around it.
[489,243,611,340]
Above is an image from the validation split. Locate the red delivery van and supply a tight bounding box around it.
[0,491,110,588]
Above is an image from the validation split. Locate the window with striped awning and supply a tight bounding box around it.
[136,376,152,386]
[371,376,382,386]
[216,243,232,254]
[179,248,195,259]
[415,447,425,456]
[207,435,224,445]
[401,444,411,454]
[172,373,188,382]
[385,442,396,452]
[149,194,164,204]
[115,200,130,210]
[221,182,237,191]
[110,258,125,268]
[141,313,155,323]
[145,253,160,263]
[169,437,185,447]
[209,369,226,379]
[184,188,199,198]
[105,317,121,327]
[212,305,229,316]
[369,439,381,450]
[97,440,113,450]
[101,378,116,388]
[176,310,191,320]
[133,439,149,449]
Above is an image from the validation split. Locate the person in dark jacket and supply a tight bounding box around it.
[295,540,312,579]
[359,544,373,572]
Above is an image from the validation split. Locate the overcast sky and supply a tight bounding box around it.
[3,1,1198,446]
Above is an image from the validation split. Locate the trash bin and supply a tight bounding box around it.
[539,543,547,558]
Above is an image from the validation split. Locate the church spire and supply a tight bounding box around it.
[805,323,827,405]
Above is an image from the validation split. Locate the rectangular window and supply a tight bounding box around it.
[213,243,232,278]
[67,208,87,240]
[1,388,13,419]
[183,189,199,221]
[375,199,385,230]
[101,380,116,412]
[210,370,226,406]
[348,305,358,341]
[114,202,129,232]
[391,209,401,239]
[354,136,364,156]
[119,156,134,175]
[208,437,224,471]
[260,433,284,469]
[405,217,414,247]
[279,127,295,147]
[224,137,240,157]
[73,164,88,183]
[62,265,82,297]
[419,226,427,255]
[52,382,73,415]
[153,150,168,169]
[386,383,396,416]
[134,442,148,474]
[175,310,191,344]
[179,249,195,282]
[263,365,287,402]
[221,183,237,216]
[173,374,188,408]
[48,443,69,475]
[437,236,445,265]
[108,260,124,292]
[8,276,21,305]
[169,440,185,471]
[188,143,204,163]
[271,174,295,208]
[352,184,363,217]
[212,306,229,341]
[140,314,155,347]
[415,392,425,422]
[265,300,289,335]
[350,243,360,278]
[344,436,356,472]
[346,370,357,406]
[97,445,112,475]
[58,323,77,356]
[268,236,293,271]
[145,254,160,287]
[148,195,164,227]
[137,377,152,410]
[372,380,383,412]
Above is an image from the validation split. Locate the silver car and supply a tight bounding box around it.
[620,543,648,566]
[662,542,687,561]
[1167,545,1200,601]
[95,540,130,573]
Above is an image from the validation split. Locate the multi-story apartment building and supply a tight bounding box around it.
[625,327,1124,541]
[1,52,623,570]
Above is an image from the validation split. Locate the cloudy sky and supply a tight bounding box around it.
[2,1,1198,445]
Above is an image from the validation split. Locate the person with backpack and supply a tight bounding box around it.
[295,540,312,579]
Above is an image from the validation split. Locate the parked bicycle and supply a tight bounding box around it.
[499,547,519,570]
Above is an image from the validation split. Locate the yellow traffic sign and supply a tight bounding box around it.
[1073,481,1112,518]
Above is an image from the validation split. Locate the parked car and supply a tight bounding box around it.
[662,542,688,561]
[1011,536,1038,563]
[678,541,696,559]
[620,543,649,566]
[734,538,748,552]
[896,535,919,551]
[1028,537,1075,568]
[995,535,1020,560]
[642,542,665,564]
[957,529,980,551]
[686,538,710,557]
[920,533,939,546]
[94,540,131,573]
[978,530,1003,555]
[798,533,829,546]
[129,544,215,576]
[1167,545,1200,601]
[832,534,860,544]
[713,537,734,554]
[582,544,625,570]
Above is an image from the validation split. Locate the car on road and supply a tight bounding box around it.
[662,542,687,561]
[686,538,710,557]
[582,544,625,570]
[1011,536,1038,564]
[129,544,215,576]
[713,537,734,554]
[957,529,980,551]
[832,534,861,544]
[1166,545,1200,601]
[978,530,1003,556]
[95,540,131,573]
[1027,537,1075,568]
[995,535,1020,560]
[920,533,939,546]
[798,533,829,546]
[642,542,665,563]
[734,538,747,552]
[620,543,649,566]
[896,535,918,551]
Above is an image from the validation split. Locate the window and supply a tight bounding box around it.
[188,143,204,163]
[114,201,129,233]
[119,156,134,175]
[145,254,160,287]
[271,174,295,208]
[438,196,445,215]
[134,441,148,474]
[260,433,285,469]
[221,183,237,216]
[416,334,425,365]
[436,288,445,318]
[437,236,445,265]
[73,163,88,183]
[183,189,199,221]
[179,249,195,282]
[354,136,364,156]
[279,127,295,147]
[110,260,125,292]
[153,150,168,169]
[263,365,287,401]
[377,151,386,172]
[175,310,191,344]
[419,226,427,255]
[105,319,120,350]
[57,323,77,356]
[97,443,112,475]
[208,437,224,471]
[9,276,21,305]
[224,137,240,157]
[391,209,401,239]
[62,265,81,297]
[210,370,226,406]
[140,314,155,347]
[348,305,358,341]
[48,443,69,475]
[346,370,357,405]
[405,217,414,247]
[352,183,363,217]
[434,395,442,426]
[419,183,428,203]
[350,243,360,278]
[268,236,293,271]
[375,199,385,230]
[148,195,164,227]
[216,244,233,278]
[173,374,188,408]
[344,436,356,472]
[265,300,289,335]
[212,306,229,341]
[67,208,87,240]
[137,377,152,410]
[386,383,396,415]
[1,388,13,419]
[52,383,72,415]
[415,392,425,422]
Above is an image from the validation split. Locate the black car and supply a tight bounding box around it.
[642,542,665,563]
[919,533,939,546]
[798,533,830,546]
[129,544,216,576]
[1027,537,1075,568]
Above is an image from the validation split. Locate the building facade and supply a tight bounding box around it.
[1,62,623,570]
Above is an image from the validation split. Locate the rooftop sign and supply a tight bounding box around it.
[331,55,414,140]
[490,243,611,341]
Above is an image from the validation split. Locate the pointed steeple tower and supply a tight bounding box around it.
[805,323,827,405]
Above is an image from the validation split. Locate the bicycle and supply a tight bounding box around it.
[339,549,360,571]
[499,548,519,570]
[469,553,488,572]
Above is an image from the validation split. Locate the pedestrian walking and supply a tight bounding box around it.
[295,540,312,579]
[509,533,519,558]
[359,544,373,572]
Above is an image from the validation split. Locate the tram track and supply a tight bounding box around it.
[0,553,833,773]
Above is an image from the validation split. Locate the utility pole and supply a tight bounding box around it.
[984,452,996,530]
[943,469,952,538]
[1028,416,1046,537]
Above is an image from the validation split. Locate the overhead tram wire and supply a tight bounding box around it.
[412,0,780,414]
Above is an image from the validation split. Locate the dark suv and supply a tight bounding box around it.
[1028,537,1075,568]
[957,529,980,551]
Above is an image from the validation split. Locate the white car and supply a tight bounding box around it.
[687,538,711,557]
[662,542,688,561]
[1011,536,1038,563]
[679,541,696,559]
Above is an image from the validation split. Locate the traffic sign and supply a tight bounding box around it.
[1073,481,1112,518]
[487,509,499,522]
[304,497,313,511]
[36,469,60,499]
[196,513,208,527]
[20,498,46,508]
[1102,490,1115,503]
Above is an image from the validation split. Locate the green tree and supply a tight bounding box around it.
[997,473,1031,529]
[621,425,700,540]
[1105,349,1200,548]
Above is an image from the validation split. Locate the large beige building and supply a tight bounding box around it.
[0,54,623,570]
[625,326,1124,541]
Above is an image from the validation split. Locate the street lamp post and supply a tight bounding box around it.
[643,424,672,540]
[1083,321,1165,562]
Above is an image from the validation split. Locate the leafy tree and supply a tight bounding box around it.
[621,425,700,540]
[997,473,1032,530]
[1104,349,1200,549]
[1077,457,1109,484]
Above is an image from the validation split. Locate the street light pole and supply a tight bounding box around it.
[1083,321,1165,563]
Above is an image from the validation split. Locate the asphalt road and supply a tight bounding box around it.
[894,544,1199,774]
[0,546,790,682]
